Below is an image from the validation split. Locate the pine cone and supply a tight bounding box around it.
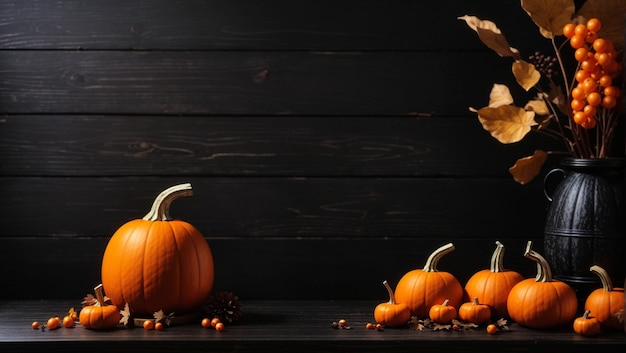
[204,291,243,323]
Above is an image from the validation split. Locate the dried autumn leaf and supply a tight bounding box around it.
[477,105,536,144]
[525,98,549,115]
[120,303,132,326]
[577,0,626,52]
[512,61,541,91]
[488,84,514,108]
[521,0,575,38]
[458,15,520,59]
[508,150,548,184]
[154,309,175,326]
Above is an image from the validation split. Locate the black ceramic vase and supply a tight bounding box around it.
[543,158,625,301]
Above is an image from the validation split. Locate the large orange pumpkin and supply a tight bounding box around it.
[464,241,524,319]
[394,243,463,318]
[101,183,214,316]
[584,265,625,331]
[506,241,578,329]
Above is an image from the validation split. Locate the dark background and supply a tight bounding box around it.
[0,0,600,300]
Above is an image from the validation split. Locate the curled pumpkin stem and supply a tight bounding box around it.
[489,241,506,273]
[382,280,397,304]
[524,241,553,282]
[143,183,193,221]
[589,265,614,292]
[422,243,455,272]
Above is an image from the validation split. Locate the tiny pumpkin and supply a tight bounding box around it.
[573,310,601,336]
[373,280,411,328]
[584,265,625,331]
[101,183,214,316]
[464,241,524,319]
[394,243,463,318]
[429,299,457,324]
[506,241,578,329]
[80,284,120,330]
[458,297,491,325]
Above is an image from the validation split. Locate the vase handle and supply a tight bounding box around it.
[543,168,566,202]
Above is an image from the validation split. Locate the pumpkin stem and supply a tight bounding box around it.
[582,309,592,319]
[472,297,480,306]
[441,299,450,306]
[422,243,455,272]
[489,241,506,273]
[143,183,193,221]
[523,241,553,282]
[590,265,614,292]
[382,280,397,304]
[94,284,106,306]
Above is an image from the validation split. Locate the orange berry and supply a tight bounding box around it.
[574,24,588,37]
[563,23,576,38]
[603,95,617,109]
[570,35,586,49]
[597,53,613,68]
[582,116,597,129]
[574,47,588,62]
[215,322,225,331]
[143,320,155,330]
[575,70,590,83]
[585,31,598,44]
[599,75,612,88]
[573,111,587,125]
[593,38,609,53]
[366,322,375,329]
[155,322,164,331]
[571,98,585,111]
[487,324,498,335]
[211,317,221,328]
[31,321,40,330]
[586,92,602,106]
[338,319,347,327]
[571,86,586,100]
[586,18,602,33]
[582,78,597,93]
[62,316,74,328]
[47,317,60,330]
[604,86,620,97]
[583,105,597,117]
[201,318,211,328]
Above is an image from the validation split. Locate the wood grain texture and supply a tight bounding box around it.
[0,50,515,115]
[0,115,562,177]
[0,177,547,239]
[0,0,540,51]
[1,300,624,353]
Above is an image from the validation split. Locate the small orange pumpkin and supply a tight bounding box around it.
[584,265,625,331]
[80,284,120,330]
[506,241,578,329]
[101,183,214,316]
[394,243,463,318]
[464,241,523,319]
[429,299,457,324]
[573,310,601,336]
[458,297,491,325]
[373,280,411,328]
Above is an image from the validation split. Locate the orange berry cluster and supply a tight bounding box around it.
[563,18,621,129]
[32,313,77,331]
[201,317,225,331]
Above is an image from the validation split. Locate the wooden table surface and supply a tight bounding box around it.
[1,300,624,353]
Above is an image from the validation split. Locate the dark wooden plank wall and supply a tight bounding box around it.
[0,0,571,300]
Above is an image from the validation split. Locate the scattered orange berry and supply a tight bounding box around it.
[47,317,60,330]
[31,321,40,330]
[201,317,211,328]
[143,320,155,330]
[214,322,225,331]
[375,323,384,331]
[365,322,375,329]
[486,324,498,335]
[211,317,221,328]
[338,319,347,327]
[62,316,74,328]
[155,322,164,331]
